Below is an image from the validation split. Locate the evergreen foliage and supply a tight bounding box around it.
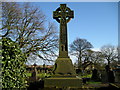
[2,37,27,88]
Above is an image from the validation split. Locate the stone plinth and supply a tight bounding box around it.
[44,77,82,88]
[53,57,76,76]
[44,57,82,88]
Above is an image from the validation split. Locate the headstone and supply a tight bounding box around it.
[101,70,108,83]
[31,63,37,81]
[44,4,82,88]
[105,65,115,83]
[28,64,38,83]
[108,70,115,83]
[101,65,115,83]
[114,65,120,83]
[91,69,101,82]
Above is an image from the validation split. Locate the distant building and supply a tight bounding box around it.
[26,63,53,73]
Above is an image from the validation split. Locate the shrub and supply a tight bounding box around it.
[2,37,27,88]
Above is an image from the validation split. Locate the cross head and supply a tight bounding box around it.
[53,4,74,23]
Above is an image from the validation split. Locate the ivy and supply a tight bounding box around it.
[2,37,27,88]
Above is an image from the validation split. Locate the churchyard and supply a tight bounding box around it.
[25,64,120,89]
[25,4,120,89]
[1,2,120,90]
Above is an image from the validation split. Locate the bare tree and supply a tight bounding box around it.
[100,45,118,68]
[1,2,58,62]
[81,49,105,70]
[90,51,105,70]
[1,2,21,37]
[70,38,93,69]
[81,49,94,70]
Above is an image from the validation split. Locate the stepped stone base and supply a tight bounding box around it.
[53,57,76,76]
[44,77,82,88]
[44,56,82,88]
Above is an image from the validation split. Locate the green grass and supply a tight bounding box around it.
[38,73,51,78]
[87,81,101,84]
[82,74,92,78]
[78,74,92,78]
[26,73,31,77]
[26,72,51,78]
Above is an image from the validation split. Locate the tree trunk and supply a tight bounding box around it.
[78,51,82,70]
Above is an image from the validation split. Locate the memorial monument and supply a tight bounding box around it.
[44,4,82,88]
[52,4,76,76]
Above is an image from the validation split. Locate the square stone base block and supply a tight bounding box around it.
[44,77,82,88]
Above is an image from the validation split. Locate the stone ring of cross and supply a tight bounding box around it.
[53,4,74,23]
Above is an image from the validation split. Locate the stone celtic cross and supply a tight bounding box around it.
[53,4,74,58]
[45,5,80,87]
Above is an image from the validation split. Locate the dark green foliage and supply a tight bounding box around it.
[2,37,27,88]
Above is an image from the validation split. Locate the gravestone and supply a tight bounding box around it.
[101,66,109,83]
[44,4,82,88]
[28,63,38,83]
[114,64,120,83]
[101,65,115,83]
[105,65,115,83]
[91,69,101,82]
[101,70,108,83]
[31,63,38,81]
[108,70,115,83]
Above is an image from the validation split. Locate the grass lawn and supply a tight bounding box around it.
[26,72,51,78]
[26,73,31,77]
[87,81,101,84]
[78,74,92,78]
[81,74,92,78]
